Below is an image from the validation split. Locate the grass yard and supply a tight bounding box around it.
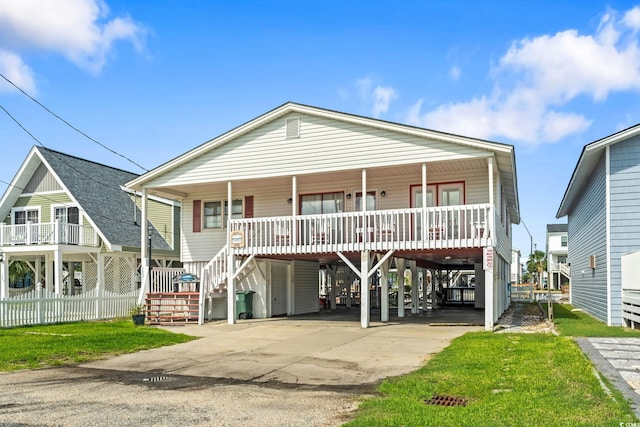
[0,320,195,371]
[549,303,640,337]
[345,302,640,426]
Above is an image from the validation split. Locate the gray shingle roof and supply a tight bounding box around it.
[38,147,171,251]
[546,223,568,233]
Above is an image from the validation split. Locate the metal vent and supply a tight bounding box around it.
[285,117,300,139]
[424,394,468,407]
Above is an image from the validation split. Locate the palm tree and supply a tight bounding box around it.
[526,250,547,288]
[9,261,33,286]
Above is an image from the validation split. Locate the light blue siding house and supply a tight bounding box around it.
[557,124,640,326]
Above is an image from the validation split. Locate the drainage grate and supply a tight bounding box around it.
[143,376,172,382]
[424,394,468,407]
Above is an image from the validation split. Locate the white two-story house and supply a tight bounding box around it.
[546,223,569,291]
[128,103,520,330]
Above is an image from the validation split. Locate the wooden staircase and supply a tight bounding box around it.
[145,292,199,325]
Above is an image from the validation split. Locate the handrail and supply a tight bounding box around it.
[0,222,98,246]
[230,203,492,255]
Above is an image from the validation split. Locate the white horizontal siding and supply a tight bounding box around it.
[150,113,491,187]
[293,260,320,315]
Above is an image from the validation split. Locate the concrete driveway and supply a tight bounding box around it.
[0,315,481,426]
[85,314,481,387]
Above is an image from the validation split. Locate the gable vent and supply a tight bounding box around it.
[285,117,300,139]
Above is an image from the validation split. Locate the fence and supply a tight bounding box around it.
[150,267,186,293]
[510,284,534,302]
[0,287,137,328]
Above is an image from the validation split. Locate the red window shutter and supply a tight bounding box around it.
[193,200,201,232]
[244,196,254,218]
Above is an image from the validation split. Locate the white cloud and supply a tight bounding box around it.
[0,49,36,94]
[372,86,397,118]
[450,65,461,81]
[0,0,146,89]
[408,6,640,145]
[356,75,398,118]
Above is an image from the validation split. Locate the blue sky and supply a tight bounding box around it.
[1,0,640,260]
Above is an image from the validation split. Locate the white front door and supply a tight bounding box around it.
[271,262,289,316]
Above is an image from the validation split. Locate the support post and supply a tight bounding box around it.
[292,175,297,246]
[227,181,236,324]
[54,249,63,295]
[0,254,8,299]
[138,188,150,305]
[379,254,390,322]
[360,250,370,328]
[395,258,406,317]
[410,260,418,314]
[422,163,427,242]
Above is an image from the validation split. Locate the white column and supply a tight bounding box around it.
[395,258,406,317]
[227,181,236,324]
[54,249,63,294]
[484,252,495,330]
[362,168,367,243]
[292,175,297,246]
[138,188,149,304]
[360,250,370,328]
[35,257,42,288]
[410,260,418,314]
[0,254,8,299]
[422,163,427,241]
[44,253,52,292]
[379,254,390,322]
[329,264,337,310]
[96,253,104,318]
[488,158,494,238]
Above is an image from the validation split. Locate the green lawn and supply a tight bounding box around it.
[0,320,195,371]
[344,303,639,426]
[550,303,640,337]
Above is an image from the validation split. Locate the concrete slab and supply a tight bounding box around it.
[83,316,481,387]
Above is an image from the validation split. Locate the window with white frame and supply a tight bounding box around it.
[53,206,79,224]
[203,199,243,229]
[13,208,39,225]
[561,235,567,247]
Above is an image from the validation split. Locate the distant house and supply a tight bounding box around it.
[127,102,520,330]
[546,224,569,291]
[511,248,521,284]
[557,124,640,326]
[0,146,180,298]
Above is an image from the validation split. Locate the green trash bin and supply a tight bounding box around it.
[236,290,255,319]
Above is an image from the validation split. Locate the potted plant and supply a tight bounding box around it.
[129,303,146,326]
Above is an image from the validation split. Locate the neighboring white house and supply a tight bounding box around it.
[557,124,640,326]
[511,248,521,284]
[0,146,180,299]
[546,223,569,291]
[128,102,520,330]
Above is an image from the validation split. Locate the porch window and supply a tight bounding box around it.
[410,182,464,207]
[203,199,243,229]
[355,191,376,211]
[14,209,39,224]
[300,192,344,214]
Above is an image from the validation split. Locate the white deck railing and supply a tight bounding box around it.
[0,222,98,247]
[230,203,492,255]
[201,245,229,294]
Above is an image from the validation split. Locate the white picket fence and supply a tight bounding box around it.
[0,287,138,328]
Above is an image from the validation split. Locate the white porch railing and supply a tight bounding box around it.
[201,245,229,295]
[0,287,137,328]
[230,203,492,256]
[550,262,571,277]
[0,222,98,247]
[150,267,187,293]
[623,290,640,329]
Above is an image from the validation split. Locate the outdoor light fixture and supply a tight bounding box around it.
[287,198,292,204]
[346,193,352,199]
[381,190,386,197]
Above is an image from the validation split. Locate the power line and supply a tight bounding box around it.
[0,72,149,172]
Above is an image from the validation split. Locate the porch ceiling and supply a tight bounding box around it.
[146,158,490,198]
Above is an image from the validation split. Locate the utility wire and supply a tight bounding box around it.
[0,105,143,228]
[0,72,149,172]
